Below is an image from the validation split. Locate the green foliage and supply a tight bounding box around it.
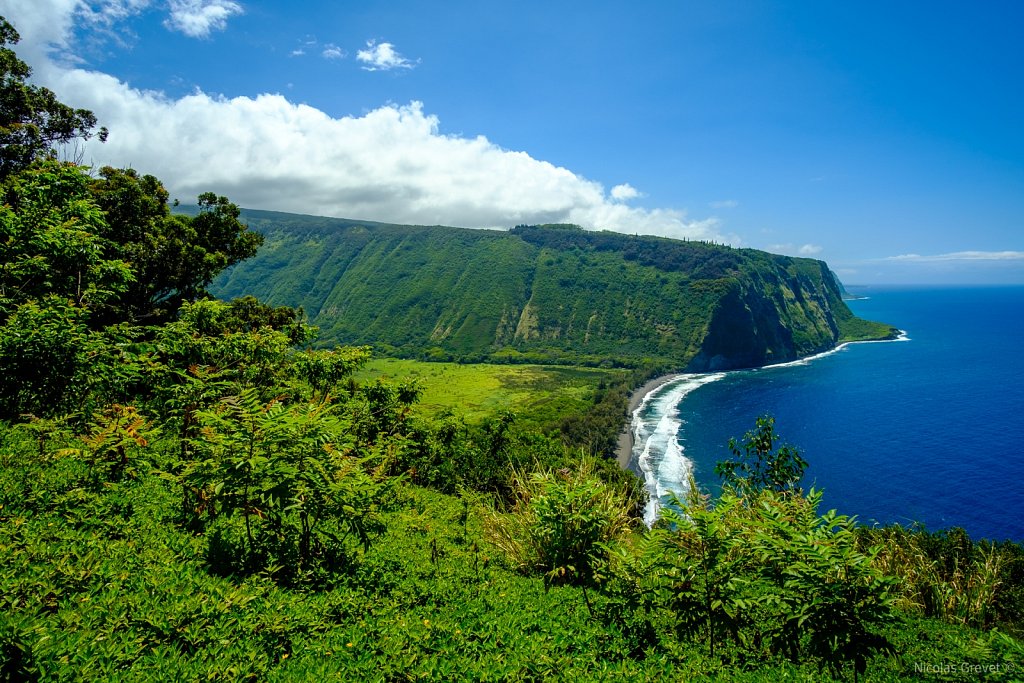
[181,389,395,585]
[75,403,157,482]
[0,612,40,683]
[1,400,1022,681]
[210,210,895,370]
[483,459,636,615]
[89,167,263,323]
[859,524,1022,631]
[0,160,262,328]
[657,488,752,659]
[293,346,371,401]
[605,481,902,679]
[557,369,637,456]
[349,376,422,449]
[154,299,296,390]
[748,489,899,679]
[0,17,105,179]
[0,297,94,420]
[0,161,132,315]
[716,415,808,495]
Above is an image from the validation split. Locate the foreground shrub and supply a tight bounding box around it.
[606,482,899,679]
[859,524,1015,630]
[483,458,637,613]
[179,390,396,586]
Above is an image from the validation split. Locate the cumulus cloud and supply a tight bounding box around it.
[0,0,726,242]
[356,40,417,71]
[164,0,243,38]
[7,0,242,44]
[610,183,641,201]
[798,244,823,255]
[883,251,1024,262]
[321,43,346,60]
[709,199,738,209]
[0,0,80,61]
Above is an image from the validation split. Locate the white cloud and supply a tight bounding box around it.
[164,0,242,38]
[0,0,81,61]
[768,243,824,257]
[610,183,641,201]
[79,0,153,29]
[356,40,417,71]
[0,1,727,243]
[884,251,1024,262]
[710,199,738,209]
[321,43,346,60]
[289,36,318,57]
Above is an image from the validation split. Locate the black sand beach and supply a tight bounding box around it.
[616,374,681,469]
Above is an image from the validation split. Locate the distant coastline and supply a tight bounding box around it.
[614,331,909,473]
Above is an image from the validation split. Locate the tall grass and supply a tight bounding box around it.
[860,525,1005,628]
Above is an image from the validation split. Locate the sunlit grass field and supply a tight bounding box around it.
[355,358,626,427]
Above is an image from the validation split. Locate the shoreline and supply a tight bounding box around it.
[613,332,908,471]
[615,373,682,469]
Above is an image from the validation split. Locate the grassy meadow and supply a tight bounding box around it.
[355,358,626,428]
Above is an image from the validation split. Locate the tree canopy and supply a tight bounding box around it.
[88,167,263,323]
[0,15,261,327]
[0,17,105,179]
[0,14,264,419]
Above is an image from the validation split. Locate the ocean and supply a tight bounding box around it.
[628,286,1024,542]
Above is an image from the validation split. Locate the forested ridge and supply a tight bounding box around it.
[1,16,1022,681]
[210,210,898,370]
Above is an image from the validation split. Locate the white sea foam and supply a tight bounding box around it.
[631,373,726,525]
[751,330,911,371]
[630,332,910,525]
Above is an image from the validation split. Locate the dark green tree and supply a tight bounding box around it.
[89,167,263,323]
[657,489,753,660]
[0,297,92,419]
[0,17,261,327]
[715,415,807,495]
[0,16,105,179]
[221,295,311,344]
[0,161,132,317]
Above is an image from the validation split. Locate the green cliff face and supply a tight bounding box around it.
[209,210,896,368]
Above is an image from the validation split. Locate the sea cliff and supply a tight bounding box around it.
[211,210,897,370]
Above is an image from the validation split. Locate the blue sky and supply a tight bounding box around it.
[3,0,1022,284]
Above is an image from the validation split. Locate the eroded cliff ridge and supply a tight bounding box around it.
[210,211,897,368]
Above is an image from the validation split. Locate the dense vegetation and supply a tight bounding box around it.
[210,212,898,371]
[2,16,1022,681]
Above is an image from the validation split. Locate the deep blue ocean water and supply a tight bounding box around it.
[629,286,1024,542]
